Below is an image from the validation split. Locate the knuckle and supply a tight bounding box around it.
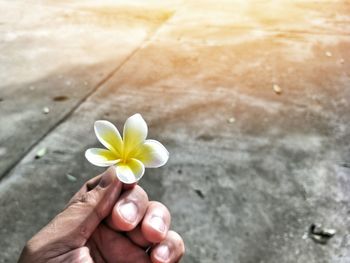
[77,192,98,207]
[70,192,104,221]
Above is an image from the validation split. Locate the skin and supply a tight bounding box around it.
[18,167,185,263]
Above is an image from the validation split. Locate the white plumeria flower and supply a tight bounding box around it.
[85,113,169,184]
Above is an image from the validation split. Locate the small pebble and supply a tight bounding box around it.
[342,163,350,168]
[325,51,332,57]
[302,232,308,240]
[53,95,68,102]
[309,223,336,245]
[0,147,7,156]
[43,107,50,114]
[227,117,235,123]
[273,84,282,94]
[35,148,47,159]
[340,58,345,64]
[66,173,77,182]
[194,189,205,199]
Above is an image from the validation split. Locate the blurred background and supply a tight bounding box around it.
[0,0,350,262]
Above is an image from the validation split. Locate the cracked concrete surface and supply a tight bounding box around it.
[0,0,350,262]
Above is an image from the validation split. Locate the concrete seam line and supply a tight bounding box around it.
[0,8,178,183]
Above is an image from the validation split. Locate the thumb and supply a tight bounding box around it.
[28,167,123,255]
[63,167,123,244]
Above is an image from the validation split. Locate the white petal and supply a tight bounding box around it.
[135,140,169,168]
[85,148,120,167]
[94,120,123,156]
[123,113,148,156]
[115,158,145,184]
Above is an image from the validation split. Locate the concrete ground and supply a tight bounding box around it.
[0,0,350,262]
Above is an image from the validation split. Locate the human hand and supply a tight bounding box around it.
[18,167,185,263]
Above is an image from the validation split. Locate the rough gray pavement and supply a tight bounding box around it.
[0,0,176,178]
[1,1,350,262]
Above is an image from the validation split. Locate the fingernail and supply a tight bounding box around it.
[118,201,138,223]
[156,245,170,261]
[150,216,166,233]
[98,170,114,188]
